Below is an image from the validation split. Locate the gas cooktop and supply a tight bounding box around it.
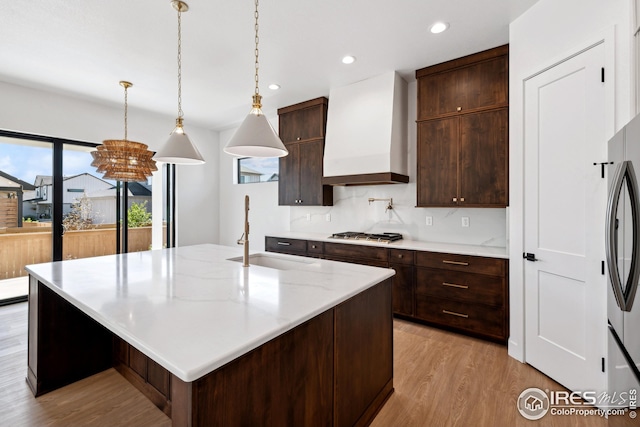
[328,232,403,244]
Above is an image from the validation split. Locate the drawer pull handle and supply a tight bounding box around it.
[443,309,469,318]
[277,242,291,246]
[443,260,469,266]
[442,282,468,289]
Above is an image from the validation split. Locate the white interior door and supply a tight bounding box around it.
[524,42,607,393]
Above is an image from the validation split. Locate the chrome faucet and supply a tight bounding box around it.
[236,195,250,267]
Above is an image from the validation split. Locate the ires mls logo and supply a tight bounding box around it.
[517,387,637,420]
[517,388,550,420]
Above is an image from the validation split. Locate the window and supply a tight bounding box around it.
[237,157,279,184]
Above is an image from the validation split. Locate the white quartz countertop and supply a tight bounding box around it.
[26,244,394,382]
[268,232,508,259]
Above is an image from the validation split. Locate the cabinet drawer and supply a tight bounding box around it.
[389,249,415,265]
[324,242,388,263]
[307,241,324,256]
[415,295,505,340]
[265,237,307,255]
[416,251,505,276]
[416,268,504,307]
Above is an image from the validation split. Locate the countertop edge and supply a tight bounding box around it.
[266,232,509,259]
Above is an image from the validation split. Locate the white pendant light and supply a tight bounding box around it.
[224,0,287,158]
[153,0,205,165]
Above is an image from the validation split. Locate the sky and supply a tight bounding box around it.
[0,140,114,184]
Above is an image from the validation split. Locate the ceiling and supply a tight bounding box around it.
[0,0,538,131]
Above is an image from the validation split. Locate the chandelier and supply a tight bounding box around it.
[91,81,157,182]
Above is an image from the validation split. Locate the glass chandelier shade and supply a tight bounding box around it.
[153,0,205,165]
[223,0,287,158]
[91,81,158,182]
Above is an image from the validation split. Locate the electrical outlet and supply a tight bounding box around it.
[325,213,331,222]
[461,217,470,227]
[426,216,433,226]
[306,213,311,221]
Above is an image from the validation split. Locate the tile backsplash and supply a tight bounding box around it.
[289,183,507,247]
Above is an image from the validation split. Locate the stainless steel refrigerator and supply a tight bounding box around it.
[606,113,640,408]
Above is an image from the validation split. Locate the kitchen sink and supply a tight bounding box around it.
[227,254,316,271]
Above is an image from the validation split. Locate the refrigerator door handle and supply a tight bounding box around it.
[606,160,640,312]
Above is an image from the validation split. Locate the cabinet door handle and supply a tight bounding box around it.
[453,197,457,202]
[443,309,468,318]
[442,282,468,289]
[457,107,462,112]
[460,197,465,202]
[277,242,291,246]
[442,260,469,266]
[397,254,403,259]
[297,137,301,141]
[311,245,317,249]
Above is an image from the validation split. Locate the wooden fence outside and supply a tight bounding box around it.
[0,226,163,280]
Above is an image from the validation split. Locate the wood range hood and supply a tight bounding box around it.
[322,71,410,186]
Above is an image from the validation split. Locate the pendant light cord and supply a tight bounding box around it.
[254,0,260,97]
[123,84,128,140]
[177,7,183,119]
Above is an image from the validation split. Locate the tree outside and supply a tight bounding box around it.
[127,201,152,228]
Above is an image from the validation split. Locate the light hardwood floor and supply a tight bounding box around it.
[1,302,636,426]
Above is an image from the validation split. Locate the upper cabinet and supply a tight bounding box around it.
[416,45,509,208]
[278,97,333,206]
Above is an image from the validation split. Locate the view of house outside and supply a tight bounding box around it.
[238,157,279,183]
[0,137,156,302]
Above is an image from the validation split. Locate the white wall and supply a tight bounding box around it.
[217,81,508,250]
[0,81,220,246]
[509,0,632,361]
[218,125,290,251]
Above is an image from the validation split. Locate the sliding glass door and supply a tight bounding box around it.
[0,135,53,304]
[0,130,169,305]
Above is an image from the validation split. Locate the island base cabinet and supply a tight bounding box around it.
[27,278,113,397]
[175,309,335,427]
[27,275,393,427]
[173,279,394,427]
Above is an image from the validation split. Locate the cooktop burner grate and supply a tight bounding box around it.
[329,231,403,243]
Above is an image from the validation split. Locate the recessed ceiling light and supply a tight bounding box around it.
[430,22,449,34]
[342,55,356,65]
[268,83,281,90]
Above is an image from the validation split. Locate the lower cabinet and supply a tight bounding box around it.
[265,236,509,342]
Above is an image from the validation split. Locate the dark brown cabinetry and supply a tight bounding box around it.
[28,275,393,427]
[416,45,509,208]
[389,249,415,317]
[278,97,333,206]
[415,251,508,341]
[266,236,508,342]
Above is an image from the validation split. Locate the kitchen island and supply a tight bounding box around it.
[25,244,395,427]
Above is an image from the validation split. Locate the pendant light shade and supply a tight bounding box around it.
[91,81,158,182]
[224,96,288,158]
[223,0,287,158]
[153,0,204,165]
[154,117,205,164]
